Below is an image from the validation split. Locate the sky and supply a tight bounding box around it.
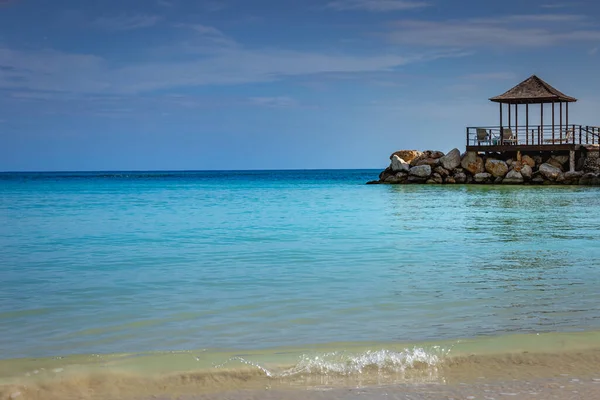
[1,0,600,171]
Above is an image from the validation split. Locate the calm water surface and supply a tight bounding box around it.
[1,170,600,359]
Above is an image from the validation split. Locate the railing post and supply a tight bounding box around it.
[579,125,582,144]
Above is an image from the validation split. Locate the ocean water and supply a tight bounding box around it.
[2,170,600,398]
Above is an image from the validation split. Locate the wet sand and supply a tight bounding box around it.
[4,348,600,400]
[164,377,600,400]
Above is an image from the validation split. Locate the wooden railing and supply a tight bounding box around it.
[466,125,600,147]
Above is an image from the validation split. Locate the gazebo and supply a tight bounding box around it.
[466,75,600,169]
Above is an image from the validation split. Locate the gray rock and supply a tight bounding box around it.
[474,172,493,183]
[521,165,533,180]
[409,164,432,178]
[391,155,410,172]
[565,171,584,180]
[426,173,443,184]
[494,176,504,184]
[531,176,545,184]
[439,148,461,170]
[485,159,509,178]
[366,180,380,185]
[434,166,450,178]
[503,170,524,184]
[428,150,445,159]
[539,163,562,180]
[579,172,598,185]
[454,171,467,184]
[415,158,440,167]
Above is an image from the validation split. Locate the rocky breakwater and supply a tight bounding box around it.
[368,148,600,185]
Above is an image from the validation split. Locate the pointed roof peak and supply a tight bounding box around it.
[490,74,577,104]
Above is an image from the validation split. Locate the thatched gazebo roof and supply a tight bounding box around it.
[490,75,577,104]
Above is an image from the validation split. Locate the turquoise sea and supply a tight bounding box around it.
[2,170,600,398]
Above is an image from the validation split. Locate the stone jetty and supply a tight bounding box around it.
[369,148,600,185]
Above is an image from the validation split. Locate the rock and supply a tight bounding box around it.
[474,172,493,183]
[532,176,545,184]
[503,170,524,184]
[546,157,564,171]
[511,161,523,172]
[384,172,408,184]
[521,165,533,180]
[539,163,562,180]
[428,150,445,159]
[494,176,504,184]
[533,155,543,165]
[553,155,569,165]
[485,159,509,178]
[391,155,410,172]
[439,148,461,170]
[583,152,600,173]
[454,172,467,184]
[379,167,394,181]
[407,175,427,183]
[555,173,566,183]
[461,152,485,175]
[366,180,381,185]
[579,172,598,185]
[426,173,443,184]
[434,166,450,178]
[390,150,422,164]
[565,171,584,180]
[445,176,456,184]
[9,392,21,400]
[409,164,432,178]
[506,158,513,167]
[521,155,536,168]
[416,158,440,167]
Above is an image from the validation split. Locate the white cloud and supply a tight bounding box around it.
[327,0,428,11]
[93,14,162,31]
[0,45,460,95]
[387,15,600,48]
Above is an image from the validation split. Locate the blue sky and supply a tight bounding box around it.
[1,0,600,171]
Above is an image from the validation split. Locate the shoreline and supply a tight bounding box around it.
[4,330,600,399]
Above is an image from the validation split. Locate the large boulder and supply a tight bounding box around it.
[454,171,467,184]
[552,155,569,165]
[426,173,443,184]
[461,152,485,175]
[390,150,423,164]
[391,155,410,172]
[546,157,564,171]
[521,155,536,168]
[415,158,440,167]
[434,166,450,178]
[539,163,562,181]
[384,172,408,184]
[565,171,584,182]
[428,150,445,159]
[379,167,394,181]
[521,165,533,180]
[485,159,509,178]
[579,172,599,185]
[439,148,461,170]
[503,170,524,184]
[474,172,493,183]
[409,164,432,178]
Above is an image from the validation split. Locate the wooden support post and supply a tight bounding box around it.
[515,104,518,142]
[540,103,544,143]
[552,102,555,142]
[526,103,529,145]
[499,103,503,145]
